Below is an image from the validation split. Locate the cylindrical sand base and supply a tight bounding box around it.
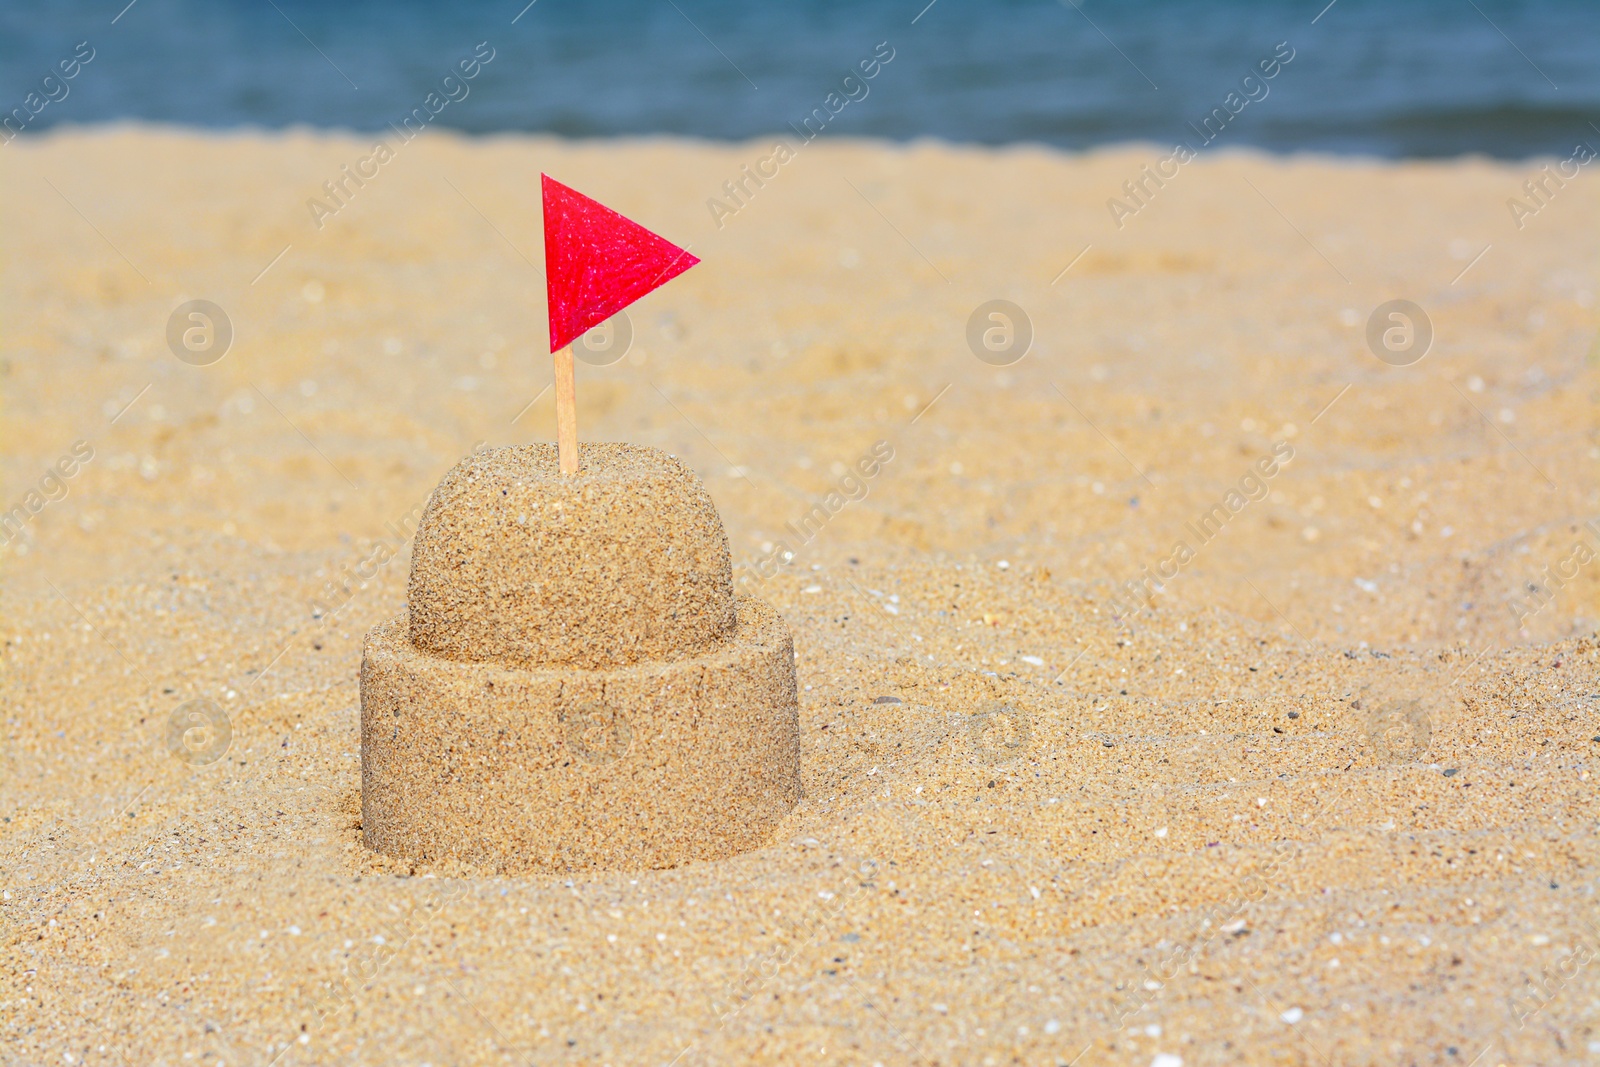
[360,596,801,873]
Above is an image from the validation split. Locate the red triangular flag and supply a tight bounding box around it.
[542,174,699,353]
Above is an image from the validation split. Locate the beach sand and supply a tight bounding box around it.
[2,129,1598,1066]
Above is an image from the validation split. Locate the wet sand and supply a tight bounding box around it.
[2,128,1598,1066]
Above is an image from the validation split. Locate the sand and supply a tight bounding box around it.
[1,128,1598,1066]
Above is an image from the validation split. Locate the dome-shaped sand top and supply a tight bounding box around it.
[407,443,736,670]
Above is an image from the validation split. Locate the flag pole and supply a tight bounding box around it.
[554,344,579,474]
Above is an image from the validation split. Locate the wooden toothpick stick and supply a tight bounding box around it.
[554,345,578,474]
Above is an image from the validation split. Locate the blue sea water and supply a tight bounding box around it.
[1,0,1595,158]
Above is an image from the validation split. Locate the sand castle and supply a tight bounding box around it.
[359,442,801,873]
